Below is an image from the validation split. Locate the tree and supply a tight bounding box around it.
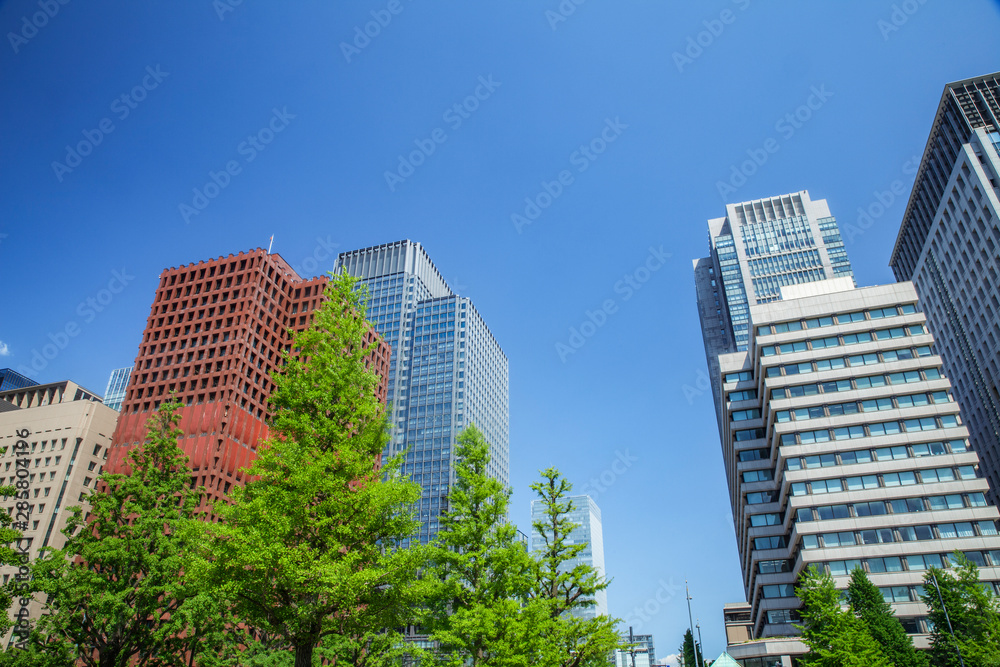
[26,401,215,667]
[921,553,1000,667]
[424,424,537,667]
[0,435,27,642]
[207,271,426,667]
[679,629,702,667]
[846,568,927,667]
[796,566,892,667]
[528,468,621,667]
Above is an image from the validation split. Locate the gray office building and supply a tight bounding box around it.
[102,366,133,412]
[693,191,855,435]
[530,493,608,619]
[334,240,509,543]
[889,71,1000,505]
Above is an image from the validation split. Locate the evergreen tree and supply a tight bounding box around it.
[796,566,892,667]
[207,271,426,667]
[679,629,702,667]
[528,468,621,667]
[921,553,1000,667]
[846,567,927,667]
[25,401,216,667]
[424,424,537,667]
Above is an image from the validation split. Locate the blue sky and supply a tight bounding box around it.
[2,0,999,661]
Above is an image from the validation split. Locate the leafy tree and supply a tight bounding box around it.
[679,629,702,667]
[207,271,426,667]
[0,436,27,641]
[528,468,621,667]
[25,401,216,667]
[921,553,1000,667]
[846,568,927,667]
[796,566,892,667]
[424,423,537,667]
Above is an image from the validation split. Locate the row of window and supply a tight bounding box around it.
[756,304,918,336]
[822,549,1000,578]
[785,439,969,470]
[770,363,940,399]
[802,520,998,551]
[774,391,953,423]
[765,345,934,379]
[781,414,961,445]
[761,325,925,357]
[793,492,988,524]
[790,465,976,497]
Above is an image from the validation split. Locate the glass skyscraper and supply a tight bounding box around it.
[0,368,38,393]
[530,493,608,619]
[102,366,133,412]
[889,71,1000,505]
[334,240,509,543]
[693,191,855,434]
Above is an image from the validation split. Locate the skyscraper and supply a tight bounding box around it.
[694,191,855,434]
[102,366,133,412]
[714,279,1000,664]
[614,632,654,667]
[334,240,509,544]
[107,249,391,506]
[889,71,1000,504]
[530,493,608,619]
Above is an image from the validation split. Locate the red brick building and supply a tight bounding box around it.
[107,249,390,504]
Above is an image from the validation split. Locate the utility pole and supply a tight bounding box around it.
[686,580,700,666]
[696,619,704,664]
[930,570,966,667]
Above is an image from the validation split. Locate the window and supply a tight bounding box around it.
[921,468,956,484]
[840,449,872,464]
[812,479,843,494]
[883,471,917,487]
[874,445,907,460]
[827,559,863,576]
[804,454,837,469]
[890,498,925,514]
[725,371,753,383]
[755,536,786,550]
[899,525,934,541]
[846,475,879,491]
[906,554,944,571]
[732,409,761,422]
[817,505,850,521]
[748,492,778,505]
[762,584,796,598]
[854,501,887,517]
[804,316,834,328]
[881,587,913,603]
[868,557,903,573]
[928,495,964,511]
[759,559,791,574]
[836,312,865,324]
[743,469,774,483]
[750,513,781,527]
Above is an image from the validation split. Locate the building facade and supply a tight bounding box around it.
[889,72,1000,505]
[614,632,654,667]
[0,369,38,394]
[334,240,509,544]
[106,249,391,506]
[717,280,1000,663]
[0,381,115,642]
[694,191,855,435]
[102,366,133,412]
[530,493,608,619]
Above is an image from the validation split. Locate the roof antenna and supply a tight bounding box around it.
[267,234,274,255]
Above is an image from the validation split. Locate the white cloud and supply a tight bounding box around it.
[658,654,682,667]
[0,340,9,356]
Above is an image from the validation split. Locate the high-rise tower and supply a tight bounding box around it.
[889,72,1000,504]
[694,191,855,433]
[335,240,509,543]
[107,249,391,506]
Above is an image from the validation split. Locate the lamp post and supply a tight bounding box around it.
[929,570,966,667]
[685,581,700,666]
[696,619,704,665]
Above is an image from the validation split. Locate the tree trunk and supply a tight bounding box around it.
[295,642,314,667]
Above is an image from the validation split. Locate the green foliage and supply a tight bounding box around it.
[846,568,927,667]
[529,468,622,667]
[424,423,537,667]
[921,553,1000,667]
[207,270,426,667]
[0,441,26,640]
[796,566,892,667]
[679,629,702,667]
[25,401,216,667]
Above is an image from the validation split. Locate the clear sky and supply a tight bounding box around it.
[2,0,999,662]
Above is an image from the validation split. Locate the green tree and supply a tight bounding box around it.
[425,424,536,667]
[0,435,27,641]
[679,629,702,667]
[846,568,927,667]
[796,566,892,667]
[921,553,1000,667]
[25,401,215,667]
[207,271,426,667]
[528,468,621,667]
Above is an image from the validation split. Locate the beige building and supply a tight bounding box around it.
[0,381,117,641]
